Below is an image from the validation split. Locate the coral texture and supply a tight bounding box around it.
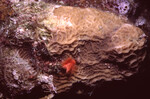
[39,5,146,93]
[0,0,147,98]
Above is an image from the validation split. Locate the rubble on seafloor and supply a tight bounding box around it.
[0,0,149,99]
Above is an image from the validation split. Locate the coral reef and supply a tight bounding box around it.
[0,0,148,98]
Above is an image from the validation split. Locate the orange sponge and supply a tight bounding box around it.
[61,58,76,74]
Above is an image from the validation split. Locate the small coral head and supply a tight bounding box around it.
[61,58,76,74]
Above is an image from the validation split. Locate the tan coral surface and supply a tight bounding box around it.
[37,5,147,93]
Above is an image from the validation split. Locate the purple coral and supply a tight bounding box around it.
[102,0,130,15]
[115,0,130,15]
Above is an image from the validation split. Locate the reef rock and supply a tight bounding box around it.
[0,1,147,98]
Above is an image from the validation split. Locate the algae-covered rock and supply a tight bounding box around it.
[0,46,37,96]
[0,0,14,21]
[0,45,56,97]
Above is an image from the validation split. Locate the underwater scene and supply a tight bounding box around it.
[0,0,150,99]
